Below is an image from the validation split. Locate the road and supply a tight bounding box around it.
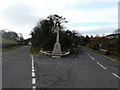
[1,46,120,89]
[2,46,32,88]
[34,47,120,88]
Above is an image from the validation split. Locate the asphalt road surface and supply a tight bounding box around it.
[34,47,120,88]
[2,46,32,88]
[2,46,120,89]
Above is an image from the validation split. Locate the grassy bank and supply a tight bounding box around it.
[1,38,18,44]
[1,45,25,52]
[86,46,120,62]
[30,47,39,54]
[86,46,99,53]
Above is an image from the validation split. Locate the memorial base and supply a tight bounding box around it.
[52,42,62,58]
[51,56,61,58]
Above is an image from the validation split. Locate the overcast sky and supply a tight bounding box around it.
[0,0,118,39]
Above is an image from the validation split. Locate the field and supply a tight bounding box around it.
[0,38,19,48]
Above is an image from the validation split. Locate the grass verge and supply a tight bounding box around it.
[1,38,18,44]
[86,46,99,53]
[0,45,25,52]
[30,47,39,54]
[86,46,120,62]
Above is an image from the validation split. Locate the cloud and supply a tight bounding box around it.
[67,24,117,35]
[0,0,118,38]
[1,2,39,27]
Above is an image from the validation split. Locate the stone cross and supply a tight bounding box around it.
[52,25,62,57]
[56,26,60,42]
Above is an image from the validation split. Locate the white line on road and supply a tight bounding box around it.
[97,62,107,70]
[87,54,107,70]
[32,68,35,72]
[87,53,95,61]
[32,72,35,77]
[112,73,120,79]
[32,62,34,68]
[87,50,120,79]
[31,54,36,90]
[31,54,34,62]
[32,78,36,84]
[32,86,36,89]
[32,67,34,69]
[90,56,95,60]
[87,53,90,56]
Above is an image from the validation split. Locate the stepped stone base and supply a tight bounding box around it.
[51,56,61,58]
[52,42,62,57]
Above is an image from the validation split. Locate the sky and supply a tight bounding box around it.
[0,0,119,39]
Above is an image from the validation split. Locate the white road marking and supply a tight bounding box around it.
[97,62,100,64]
[33,86,36,89]
[88,54,107,70]
[90,56,95,60]
[31,54,34,62]
[32,69,35,72]
[87,52,120,79]
[87,53,90,56]
[99,64,107,70]
[112,73,120,79]
[32,78,36,84]
[32,62,34,67]
[31,54,36,90]
[97,62,107,70]
[87,53,95,61]
[32,72,35,77]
